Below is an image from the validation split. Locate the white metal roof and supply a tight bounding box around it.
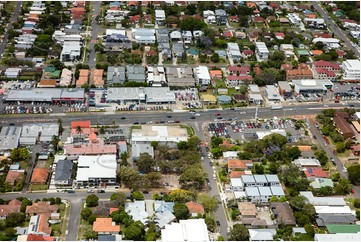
[76,155,117,181]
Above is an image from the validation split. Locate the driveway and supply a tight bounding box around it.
[22,144,42,193]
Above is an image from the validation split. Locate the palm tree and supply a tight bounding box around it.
[76,125,83,143]
[99,126,106,135]
[51,135,60,153]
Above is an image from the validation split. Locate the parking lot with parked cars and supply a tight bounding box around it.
[207,117,304,142]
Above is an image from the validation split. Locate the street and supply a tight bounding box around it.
[87,1,102,68]
[311,2,360,58]
[0,1,23,57]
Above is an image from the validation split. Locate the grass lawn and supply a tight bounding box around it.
[215,80,227,88]
[180,125,195,136]
[28,184,49,191]
[19,160,29,170]
[337,150,351,158]
[96,53,107,63]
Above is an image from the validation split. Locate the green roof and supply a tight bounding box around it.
[310,178,334,189]
[297,50,309,56]
[44,67,56,72]
[326,224,360,234]
[51,70,61,78]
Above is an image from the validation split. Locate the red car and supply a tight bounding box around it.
[215,113,221,116]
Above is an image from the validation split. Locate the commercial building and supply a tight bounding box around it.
[0,126,21,154]
[264,85,282,101]
[65,139,117,159]
[161,219,209,241]
[341,59,360,82]
[76,155,117,186]
[255,42,269,61]
[3,88,85,103]
[278,81,293,97]
[333,116,355,139]
[292,79,334,94]
[166,67,195,87]
[194,66,211,85]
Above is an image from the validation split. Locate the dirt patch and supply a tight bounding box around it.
[161,174,180,190]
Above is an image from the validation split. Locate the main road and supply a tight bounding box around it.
[311,2,360,57]
[2,103,358,127]
[0,1,23,57]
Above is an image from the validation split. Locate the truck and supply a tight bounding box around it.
[271,105,283,110]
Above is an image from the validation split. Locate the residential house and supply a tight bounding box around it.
[194,66,211,85]
[0,199,21,219]
[333,116,355,139]
[227,159,249,172]
[27,214,52,236]
[314,205,357,227]
[293,158,321,167]
[182,31,192,45]
[54,160,73,186]
[127,65,146,82]
[270,202,296,226]
[242,49,254,59]
[249,229,277,241]
[217,95,232,104]
[215,9,227,25]
[203,10,216,24]
[5,170,25,186]
[93,218,120,235]
[314,233,360,241]
[186,201,205,217]
[172,43,185,59]
[351,145,360,156]
[210,70,222,80]
[227,43,242,61]
[255,42,269,61]
[76,69,89,87]
[93,69,104,87]
[304,167,329,178]
[238,202,257,218]
[161,219,210,241]
[107,66,126,86]
[30,168,49,184]
[60,42,81,62]
[147,66,166,87]
[26,202,58,215]
[59,68,73,87]
[310,178,334,189]
[132,28,156,44]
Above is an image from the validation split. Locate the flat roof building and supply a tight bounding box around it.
[76,155,117,186]
[132,126,188,144]
[255,42,269,61]
[292,79,333,94]
[0,126,21,153]
[161,219,209,241]
[342,59,360,81]
[194,66,211,86]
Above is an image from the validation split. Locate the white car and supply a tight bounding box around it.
[195,113,200,117]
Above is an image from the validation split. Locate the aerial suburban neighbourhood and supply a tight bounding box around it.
[0,1,360,241]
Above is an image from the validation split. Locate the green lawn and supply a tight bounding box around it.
[96,53,107,63]
[337,150,351,158]
[215,80,227,88]
[19,160,29,170]
[28,184,49,191]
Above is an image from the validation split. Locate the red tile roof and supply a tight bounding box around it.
[228,159,249,170]
[315,68,336,77]
[230,170,245,178]
[242,50,254,55]
[228,66,250,73]
[304,167,329,178]
[71,121,91,129]
[130,15,140,23]
[31,168,49,184]
[26,202,58,215]
[254,17,265,23]
[186,201,205,215]
[109,207,119,215]
[313,60,341,70]
[27,234,55,241]
[5,170,24,185]
[93,218,120,233]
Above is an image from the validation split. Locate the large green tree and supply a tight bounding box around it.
[173,203,190,220]
[229,224,250,241]
[123,221,145,240]
[347,165,360,185]
[136,153,155,173]
[86,194,99,207]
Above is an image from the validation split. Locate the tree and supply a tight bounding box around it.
[110,192,126,207]
[136,153,155,173]
[86,194,99,207]
[81,208,92,221]
[75,126,83,143]
[131,191,144,201]
[211,147,223,159]
[51,135,60,153]
[353,199,360,208]
[315,150,329,165]
[197,194,218,213]
[88,214,97,224]
[334,178,352,195]
[229,224,249,241]
[123,221,145,240]
[211,137,223,148]
[177,141,189,150]
[4,228,16,238]
[253,68,284,86]
[179,165,206,190]
[84,229,97,240]
[187,136,201,150]
[180,17,207,31]
[335,142,346,153]
[304,224,315,237]
[347,165,360,185]
[173,203,190,220]
[119,165,139,189]
[211,53,220,63]
[5,212,26,227]
[205,217,216,232]
[254,164,265,174]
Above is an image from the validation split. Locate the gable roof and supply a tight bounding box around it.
[228,159,250,169]
[5,170,24,185]
[238,202,256,216]
[304,167,329,178]
[230,170,245,178]
[186,201,205,215]
[326,224,360,234]
[0,199,21,217]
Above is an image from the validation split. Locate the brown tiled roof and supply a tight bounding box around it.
[93,218,120,233]
[27,234,54,241]
[38,80,57,87]
[31,168,49,184]
[0,199,21,217]
[38,213,52,235]
[5,170,24,185]
[26,202,58,215]
[228,159,249,170]
[230,170,245,178]
[238,202,256,216]
[186,201,205,215]
[333,116,354,138]
[270,202,296,225]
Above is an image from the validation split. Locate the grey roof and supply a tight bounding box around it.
[265,174,280,183]
[157,28,169,36]
[128,73,146,81]
[107,66,126,84]
[127,65,145,74]
[4,88,84,102]
[258,186,272,196]
[245,187,260,196]
[242,175,256,183]
[54,160,73,181]
[317,214,357,226]
[292,227,306,234]
[132,142,154,159]
[0,126,22,150]
[98,235,116,241]
[217,95,232,102]
[254,175,267,183]
[172,43,184,53]
[270,186,285,196]
[249,229,276,241]
[215,9,227,16]
[170,31,182,39]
